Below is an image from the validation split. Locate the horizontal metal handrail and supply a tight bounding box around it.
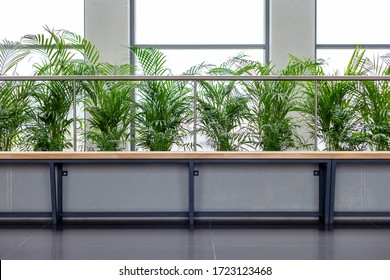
[1,75,390,82]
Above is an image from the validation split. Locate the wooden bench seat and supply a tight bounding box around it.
[0,151,389,160]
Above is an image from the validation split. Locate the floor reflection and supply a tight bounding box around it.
[1,220,390,260]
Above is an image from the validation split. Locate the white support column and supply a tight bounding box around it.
[270,0,316,69]
[84,0,130,65]
[270,0,316,148]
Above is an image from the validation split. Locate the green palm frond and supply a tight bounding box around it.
[197,55,250,151]
[0,39,29,75]
[131,46,169,76]
[130,46,193,151]
[62,29,99,65]
[0,81,31,150]
[244,58,313,151]
[83,63,136,151]
[21,26,100,151]
[300,47,367,151]
[354,53,390,150]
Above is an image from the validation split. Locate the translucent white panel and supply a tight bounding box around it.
[0,0,84,41]
[317,0,390,44]
[317,49,390,74]
[136,0,265,44]
[10,55,41,76]
[162,49,264,75]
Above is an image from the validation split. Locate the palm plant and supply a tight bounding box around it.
[197,55,251,151]
[82,63,136,151]
[0,82,31,151]
[1,39,29,76]
[300,48,367,151]
[355,54,390,150]
[131,46,192,151]
[0,39,30,151]
[244,56,317,151]
[21,26,99,151]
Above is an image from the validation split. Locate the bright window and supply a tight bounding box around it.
[0,0,84,75]
[317,49,390,74]
[134,0,267,73]
[159,49,264,74]
[316,0,390,73]
[317,0,390,45]
[136,0,265,45]
[0,0,84,41]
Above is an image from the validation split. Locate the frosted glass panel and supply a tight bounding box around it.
[317,49,390,74]
[317,0,390,44]
[162,49,264,74]
[0,0,84,41]
[136,0,265,44]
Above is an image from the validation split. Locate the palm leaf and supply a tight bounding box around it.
[0,39,29,75]
[83,62,136,151]
[130,47,192,151]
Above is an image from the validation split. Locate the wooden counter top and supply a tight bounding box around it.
[0,151,390,160]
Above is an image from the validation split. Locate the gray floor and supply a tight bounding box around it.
[1,221,390,260]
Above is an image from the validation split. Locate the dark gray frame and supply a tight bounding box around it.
[0,157,331,229]
[3,156,390,228]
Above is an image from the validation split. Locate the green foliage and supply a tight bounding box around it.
[131,46,193,151]
[83,63,136,151]
[21,26,99,151]
[355,54,390,150]
[0,82,30,150]
[1,39,29,76]
[244,56,317,151]
[25,80,75,151]
[300,47,367,151]
[0,39,30,150]
[2,28,390,153]
[197,55,250,151]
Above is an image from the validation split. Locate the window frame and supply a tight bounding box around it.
[130,0,270,66]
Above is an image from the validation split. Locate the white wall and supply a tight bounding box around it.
[270,0,316,69]
[85,0,130,65]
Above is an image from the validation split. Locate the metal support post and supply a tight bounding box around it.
[318,163,325,223]
[57,163,63,223]
[193,81,198,151]
[314,80,318,151]
[328,160,337,224]
[319,161,332,224]
[73,80,77,151]
[49,162,58,225]
[188,161,195,229]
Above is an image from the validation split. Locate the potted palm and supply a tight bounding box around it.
[300,48,367,151]
[0,39,30,151]
[197,55,251,151]
[130,46,193,151]
[355,53,390,150]
[21,26,99,151]
[244,56,317,151]
[82,63,136,151]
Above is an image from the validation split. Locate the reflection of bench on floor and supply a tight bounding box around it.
[1,152,390,228]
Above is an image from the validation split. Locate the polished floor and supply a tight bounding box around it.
[1,220,390,260]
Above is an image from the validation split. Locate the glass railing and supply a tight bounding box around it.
[1,75,390,152]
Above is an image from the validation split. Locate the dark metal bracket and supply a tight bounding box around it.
[193,170,199,176]
[313,170,320,176]
[61,170,68,176]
